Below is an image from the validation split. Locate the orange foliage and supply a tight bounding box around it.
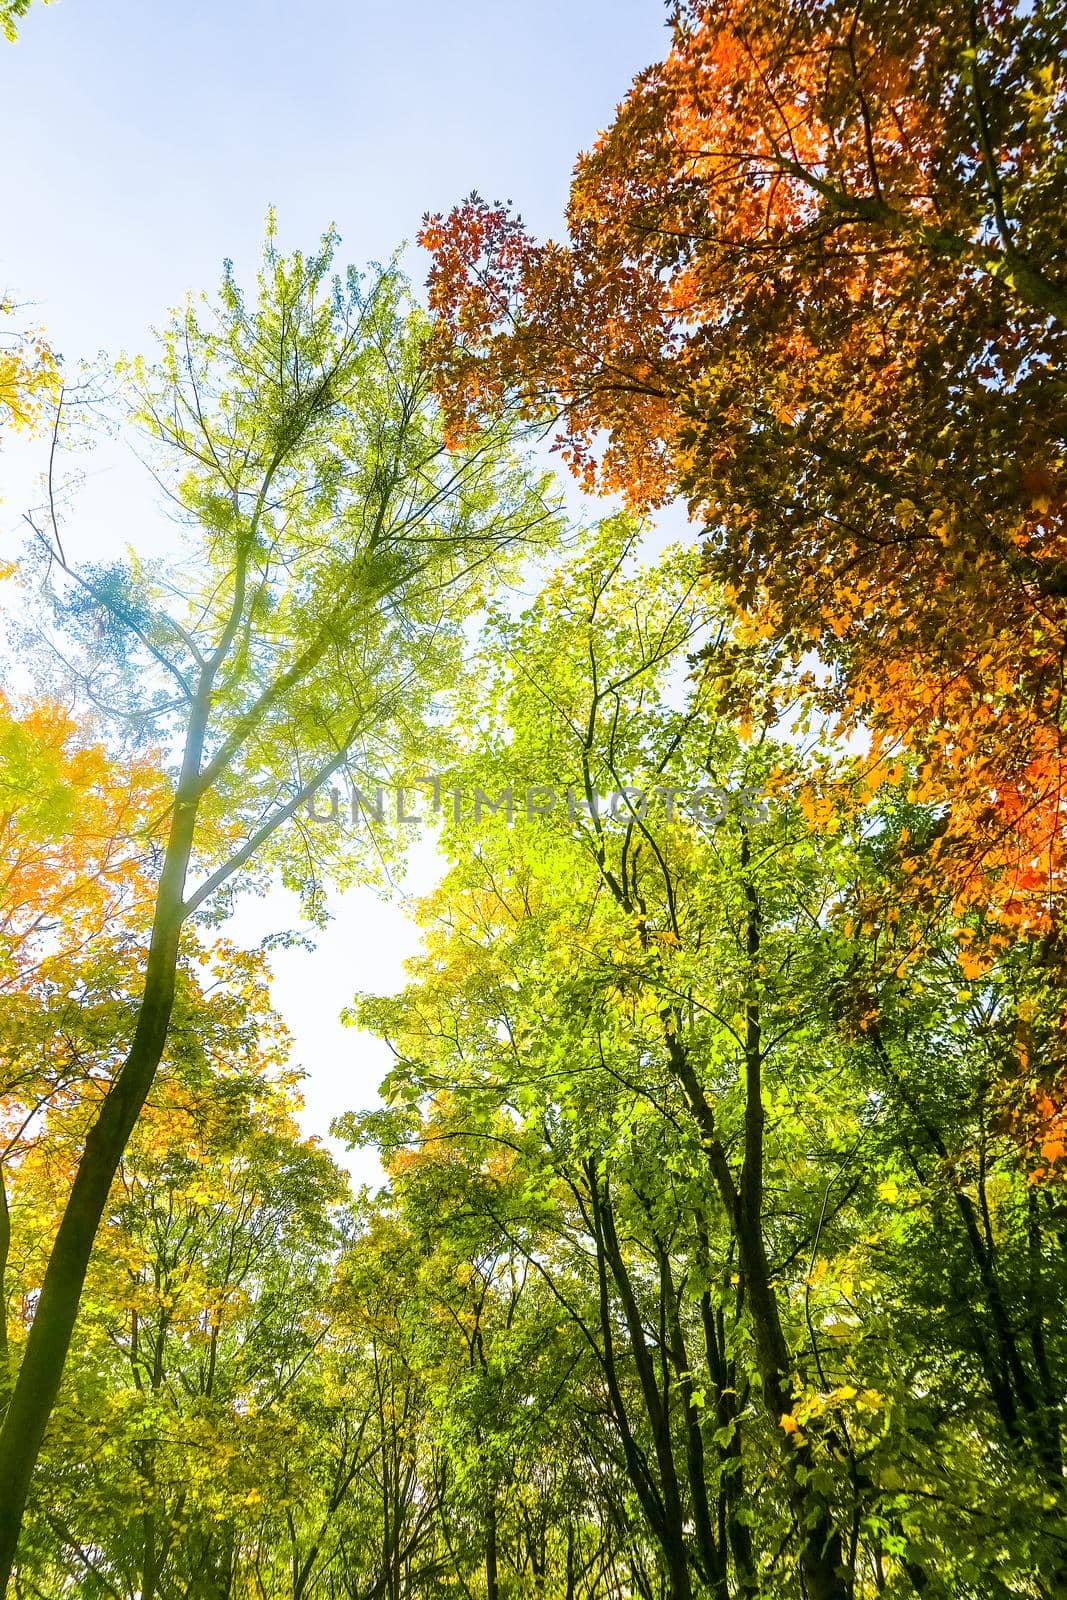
[0,693,164,984]
[0,695,167,1166]
[420,0,1067,934]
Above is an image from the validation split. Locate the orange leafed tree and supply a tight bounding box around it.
[421,0,1067,933]
[0,694,162,985]
[0,696,165,1357]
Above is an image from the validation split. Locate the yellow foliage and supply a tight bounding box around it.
[0,304,60,437]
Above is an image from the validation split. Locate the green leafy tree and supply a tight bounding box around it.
[11,957,337,1599]
[0,221,558,1586]
[352,523,1067,1596]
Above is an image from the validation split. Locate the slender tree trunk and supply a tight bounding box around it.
[699,1287,756,1595]
[485,1496,499,1600]
[0,1170,9,1404]
[739,845,848,1600]
[142,1509,159,1600]
[591,1173,695,1600]
[660,1251,726,1599]
[584,1177,669,1548]
[0,763,203,1592]
[661,837,849,1600]
[590,804,850,1598]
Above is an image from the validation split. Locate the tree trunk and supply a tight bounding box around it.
[591,1172,695,1600]
[0,770,201,1593]
[0,1171,9,1404]
[661,1250,726,1598]
[661,835,850,1600]
[485,1496,499,1600]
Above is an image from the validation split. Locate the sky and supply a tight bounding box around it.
[0,0,676,1183]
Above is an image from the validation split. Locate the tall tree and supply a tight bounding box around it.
[12,949,338,1600]
[355,522,854,1597]
[353,523,1067,1594]
[0,222,558,1586]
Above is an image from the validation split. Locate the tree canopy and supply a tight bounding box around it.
[1,4,1066,1595]
[420,0,1067,939]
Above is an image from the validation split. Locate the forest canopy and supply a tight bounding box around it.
[0,2,1065,1597]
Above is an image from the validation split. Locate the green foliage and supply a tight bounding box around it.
[342,526,1067,1596]
[0,0,52,45]
[0,219,562,1589]
[3,205,1066,1600]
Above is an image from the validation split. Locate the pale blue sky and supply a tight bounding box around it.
[2,0,670,352]
[0,0,675,1182]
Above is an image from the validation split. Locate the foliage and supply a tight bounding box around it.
[0,1,53,44]
[3,491,1066,1600]
[343,527,1067,1597]
[3,8,1067,1594]
[0,220,559,1586]
[0,303,59,452]
[420,0,1067,939]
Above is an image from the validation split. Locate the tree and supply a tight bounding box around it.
[12,949,340,1600]
[0,694,164,1399]
[341,1104,650,1600]
[420,0,1067,934]
[353,523,1067,1594]
[0,222,558,1587]
[354,522,855,1597]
